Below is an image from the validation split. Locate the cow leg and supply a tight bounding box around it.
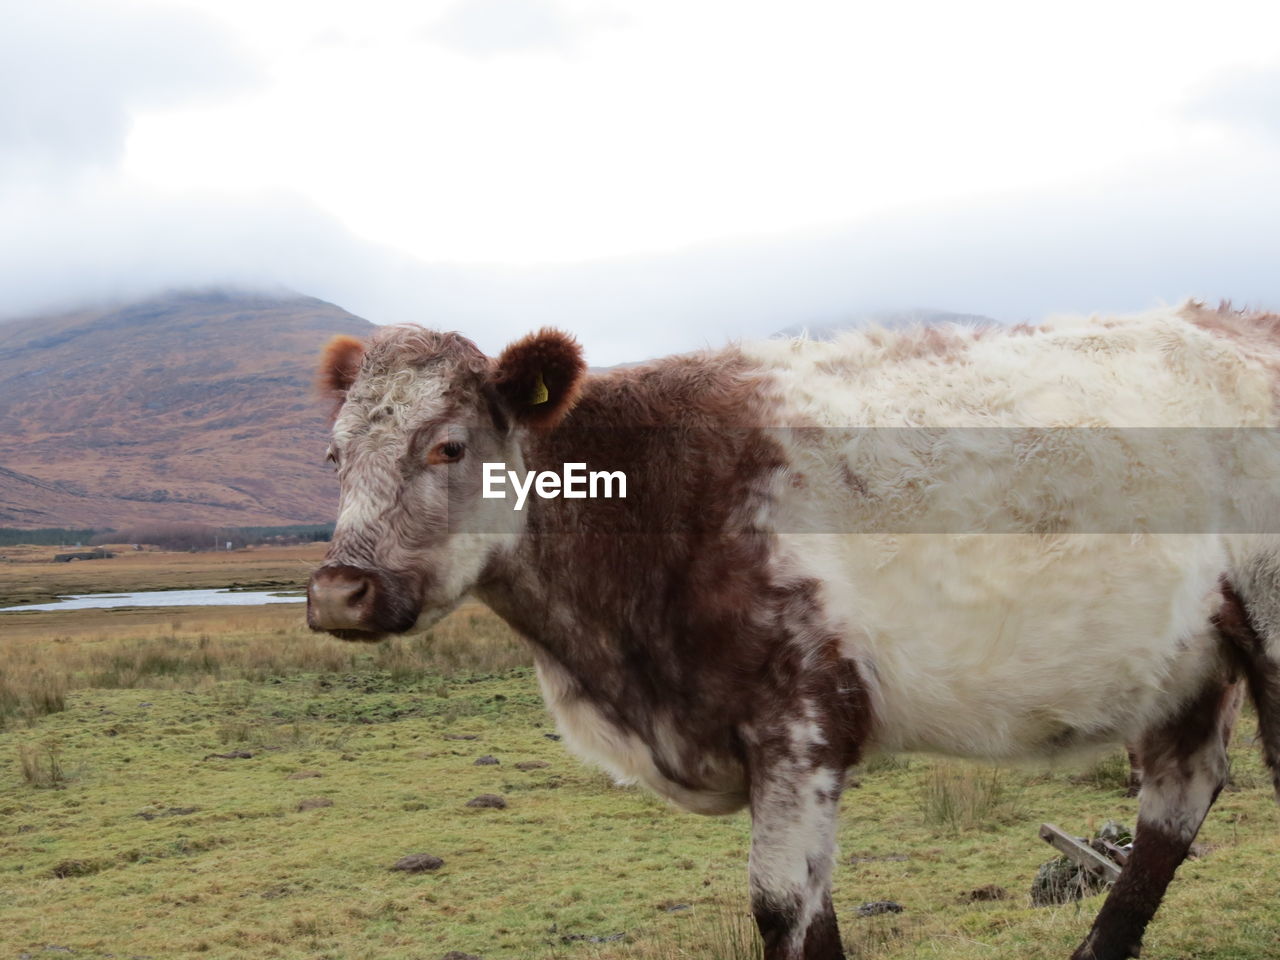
[1217,577,1280,801]
[1238,646,1280,800]
[1070,677,1235,960]
[748,759,846,960]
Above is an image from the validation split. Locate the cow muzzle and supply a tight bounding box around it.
[307,564,420,640]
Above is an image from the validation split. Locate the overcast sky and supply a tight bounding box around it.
[3,0,1280,364]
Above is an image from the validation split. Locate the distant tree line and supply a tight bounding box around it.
[0,528,98,547]
[85,522,333,551]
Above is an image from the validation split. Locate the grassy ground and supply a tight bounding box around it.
[2,557,1278,959]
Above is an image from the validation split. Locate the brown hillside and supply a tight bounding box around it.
[0,290,374,529]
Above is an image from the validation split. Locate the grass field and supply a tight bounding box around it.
[2,547,1279,959]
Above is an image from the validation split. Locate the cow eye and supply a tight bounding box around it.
[429,440,465,465]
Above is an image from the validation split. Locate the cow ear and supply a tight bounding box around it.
[492,328,586,429]
[319,335,365,402]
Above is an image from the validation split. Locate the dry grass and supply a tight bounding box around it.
[1,599,528,728]
[918,762,1025,832]
[376,609,533,679]
[0,667,68,727]
[563,905,765,960]
[17,738,70,788]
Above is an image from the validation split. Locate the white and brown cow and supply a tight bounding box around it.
[307,302,1280,960]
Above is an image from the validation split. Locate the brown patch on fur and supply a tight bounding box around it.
[808,321,1042,376]
[1213,577,1269,664]
[839,462,869,497]
[492,328,586,430]
[478,351,800,768]
[318,335,366,412]
[752,901,798,958]
[753,892,844,960]
[1184,301,1280,408]
[830,652,873,768]
[1124,671,1244,795]
[1185,300,1280,346]
[866,325,975,364]
[1125,745,1142,797]
[863,320,1047,364]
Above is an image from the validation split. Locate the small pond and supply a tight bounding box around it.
[0,588,306,612]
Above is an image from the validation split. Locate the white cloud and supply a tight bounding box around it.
[428,0,585,58]
[105,0,1280,264]
[1188,62,1280,142]
[0,0,257,178]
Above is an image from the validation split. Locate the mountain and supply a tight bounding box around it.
[0,289,374,529]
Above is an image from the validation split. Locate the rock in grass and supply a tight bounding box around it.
[49,860,89,879]
[136,806,198,821]
[962,884,1008,902]
[202,750,252,760]
[1030,856,1107,905]
[466,794,507,809]
[391,853,444,872]
[514,760,549,770]
[473,755,500,766]
[1098,820,1133,844]
[441,953,483,960]
[856,900,904,917]
[49,859,105,879]
[297,797,334,811]
[287,770,322,780]
[443,734,478,741]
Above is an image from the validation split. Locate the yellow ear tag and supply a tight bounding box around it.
[530,371,549,405]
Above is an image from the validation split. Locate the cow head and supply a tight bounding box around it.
[307,325,585,641]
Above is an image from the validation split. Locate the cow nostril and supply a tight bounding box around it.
[349,579,370,606]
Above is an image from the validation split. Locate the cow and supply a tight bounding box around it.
[307,302,1280,960]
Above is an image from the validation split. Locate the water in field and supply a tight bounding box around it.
[0,588,306,612]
